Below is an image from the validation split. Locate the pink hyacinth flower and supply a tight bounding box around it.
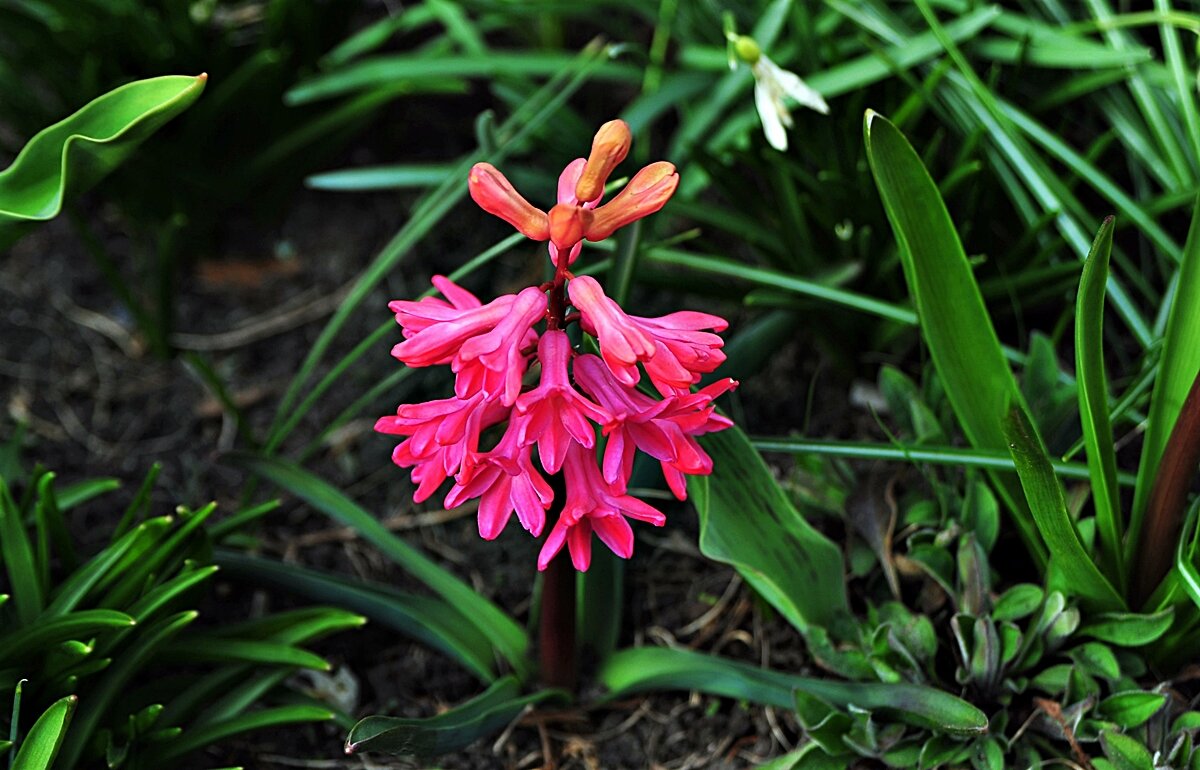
[629,311,729,396]
[575,355,738,499]
[548,158,601,267]
[514,330,610,474]
[567,275,655,387]
[536,443,666,571]
[452,286,547,405]
[374,392,508,500]
[444,422,553,539]
[390,291,519,368]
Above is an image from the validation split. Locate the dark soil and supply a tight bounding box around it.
[0,182,847,768]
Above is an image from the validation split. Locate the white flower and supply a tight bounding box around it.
[751,53,829,152]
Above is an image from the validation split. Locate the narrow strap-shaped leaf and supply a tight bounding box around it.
[10,695,75,770]
[139,705,334,765]
[1003,404,1124,610]
[0,478,44,624]
[1129,200,1200,557]
[155,639,330,670]
[599,647,987,736]
[57,611,197,769]
[1075,216,1125,588]
[691,426,850,636]
[226,455,528,680]
[0,75,206,241]
[215,550,498,683]
[345,676,567,758]
[864,109,1044,566]
[0,610,135,666]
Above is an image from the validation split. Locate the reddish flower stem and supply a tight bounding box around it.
[539,539,577,690]
[540,248,579,690]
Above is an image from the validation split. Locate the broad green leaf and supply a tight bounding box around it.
[1003,405,1124,610]
[1097,692,1168,729]
[11,695,75,770]
[757,743,843,770]
[992,584,1045,622]
[600,647,987,736]
[1080,608,1175,646]
[0,610,135,665]
[0,75,206,241]
[1075,216,1125,587]
[215,550,498,682]
[345,676,566,758]
[864,109,1043,566]
[690,426,850,636]
[1100,729,1155,770]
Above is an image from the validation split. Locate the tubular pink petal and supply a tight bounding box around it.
[584,162,678,242]
[592,514,635,559]
[567,518,594,571]
[430,275,483,309]
[468,162,550,240]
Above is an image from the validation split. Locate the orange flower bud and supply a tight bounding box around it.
[548,202,591,251]
[468,162,550,240]
[574,119,632,203]
[584,162,678,242]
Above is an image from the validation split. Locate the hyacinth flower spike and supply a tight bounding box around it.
[378,119,736,578]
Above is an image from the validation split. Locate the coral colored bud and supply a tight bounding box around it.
[575,119,632,203]
[548,202,591,251]
[585,162,679,242]
[468,162,550,240]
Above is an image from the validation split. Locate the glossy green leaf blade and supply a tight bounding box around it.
[215,550,497,682]
[157,639,330,670]
[0,75,206,236]
[228,454,528,679]
[1075,216,1125,587]
[1130,198,1200,559]
[690,426,848,636]
[0,609,135,666]
[141,705,334,765]
[600,647,987,736]
[0,479,43,624]
[11,695,75,770]
[1080,608,1174,646]
[863,109,1044,566]
[345,675,566,758]
[1003,405,1124,610]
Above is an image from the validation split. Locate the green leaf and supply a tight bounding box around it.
[690,426,850,636]
[345,676,566,758]
[1100,729,1155,770]
[11,695,75,770]
[863,109,1043,566]
[1079,608,1175,646]
[156,639,330,670]
[139,705,334,765]
[1097,692,1168,729]
[215,551,498,682]
[1130,198,1200,558]
[0,610,135,666]
[0,75,206,241]
[1003,404,1124,610]
[1075,216,1125,587]
[306,163,454,192]
[55,478,120,511]
[600,647,987,736]
[992,584,1044,622]
[227,454,528,680]
[0,478,43,624]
